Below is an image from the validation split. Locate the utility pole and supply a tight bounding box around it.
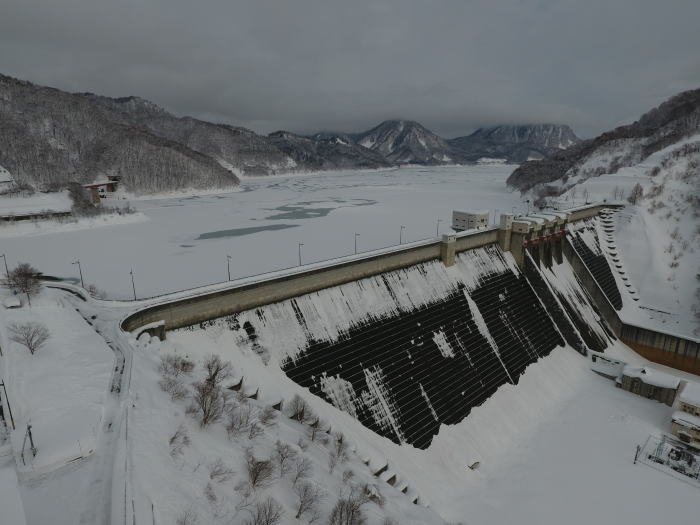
[71,260,84,288]
[0,380,15,429]
[399,225,405,245]
[436,219,442,237]
[227,255,232,281]
[354,233,360,255]
[130,269,137,300]
[298,243,304,266]
[0,254,8,279]
[526,199,531,215]
[27,424,36,457]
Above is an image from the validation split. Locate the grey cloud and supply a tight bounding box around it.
[1,0,699,138]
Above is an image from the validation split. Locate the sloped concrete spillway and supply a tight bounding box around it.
[202,244,565,449]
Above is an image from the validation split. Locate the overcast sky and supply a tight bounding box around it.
[1,0,699,138]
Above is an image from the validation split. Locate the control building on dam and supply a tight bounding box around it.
[122,203,699,448]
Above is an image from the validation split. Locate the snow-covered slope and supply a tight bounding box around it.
[553,136,700,337]
[508,87,700,195]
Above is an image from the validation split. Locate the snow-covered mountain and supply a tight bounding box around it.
[507,88,700,194]
[0,75,390,194]
[0,75,238,194]
[268,130,392,171]
[353,120,463,165]
[449,124,579,163]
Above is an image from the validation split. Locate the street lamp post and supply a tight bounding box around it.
[0,380,15,429]
[399,225,406,244]
[71,260,84,288]
[129,269,137,300]
[298,243,304,266]
[0,254,8,279]
[354,233,360,255]
[227,255,232,281]
[436,219,443,237]
[526,199,531,215]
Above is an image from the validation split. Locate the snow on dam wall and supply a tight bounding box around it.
[187,244,566,449]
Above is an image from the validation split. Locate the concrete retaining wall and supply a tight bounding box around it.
[563,240,700,374]
[122,241,444,332]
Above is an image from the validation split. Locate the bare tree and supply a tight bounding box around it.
[288,394,315,423]
[582,187,590,203]
[248,421,264,440]
[245,450,275,489]
[291,456,313,486]
[258,406,277,427]
[3,263,42,305]
[294,481,325,521]
[628,183,644,204]
[203,354,233,386]
[192,381,226,426]
[274,440,298,477]
[242,496,283,525]
[9,322,49,355]
[307,419,328,444]
[328,433,349,473]
[226,402,255,437]
[328,496,365,525]
[209,458,234,483]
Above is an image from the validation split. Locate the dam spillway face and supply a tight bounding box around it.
[524,252,613,354]
[568,218,623,310]
[199,245,564,449]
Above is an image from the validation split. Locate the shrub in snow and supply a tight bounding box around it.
[3,262,42,304]
[9,321,49,355]
[245,449,275,489]
[242,496,283,525]
[203,354,233,386]
[158,375,188,400]
[169,423,191,458]
[208,458,234,483]
[175,509,198,525]
[191,381,227,426]
[159,354,195,378]
[294,480,325,521]
[85,284,107,299]
[274,440,298,477]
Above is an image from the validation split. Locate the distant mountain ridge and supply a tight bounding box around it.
[507,88,700,195]
[0,73,580,194]
[449,124,579,163]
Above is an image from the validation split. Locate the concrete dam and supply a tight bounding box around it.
[122,204,698,448]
